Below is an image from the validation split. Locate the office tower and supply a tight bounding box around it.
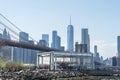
[67,17,74,52]
[94,45,98,59]
[112,56,117,66]
[101,56,103,63]
[60,46,65,51]
[117,36,120,66]
[13,47,20,62]
[117,36,120,57]
[18,32,29,63]
[19,32,28,42]
[51,30,62,50]
[0,33,3,57]
[39,40,46,46]
[94,45,97,57]
[94,45,100,62]
[57,36,61,49]
[51,30,57,49]
[2,28,11,59]
[28,40,37,64]
[42,34,49,47]
[3,28,11,40]
[7,32,11,40]
[0,33,2,38]
[3,28,8,39]
[27,40,34,64]
[75,42,79,52]
[81,28,90,53]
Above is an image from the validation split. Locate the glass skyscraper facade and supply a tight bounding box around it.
[117,36,120,66]
[28,40,36,64]
[81,28,90,53]
[94,45,100,62]
[51,30,61,50]
[39,40,46,46]
[117,36,120,57]
[51,31,57,49]
[13,32,29,63]
[19,32,29,42]
[42,34,49,47]
[13,32,37,64]
[67,20,74,52]
[94,45,97,57]
[19,32,29,63]
[57,36,61,49]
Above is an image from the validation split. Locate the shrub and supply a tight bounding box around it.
[5,62,24,72]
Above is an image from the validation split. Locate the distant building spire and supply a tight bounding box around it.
[67,16,74,52]
[70,16,71,25]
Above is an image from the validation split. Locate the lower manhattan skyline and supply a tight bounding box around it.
[0,0,120,59]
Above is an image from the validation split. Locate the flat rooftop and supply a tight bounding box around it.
[37,51,93,57]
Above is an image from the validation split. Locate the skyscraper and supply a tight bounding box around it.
[13,47,20,62]
[117,36,120,57]
[3,28,8,39]
[39,40,46,46]
[42,34,49,47]
[14,36,37,64]
[112,56,117,66]
[7,32,11,40]
[0,33,2,38]
[94,45,100,62]
[14,32,29,63]
[57,36,61,49]
[3,28,11,40]
[81,28,90,53]
[94,45,97,57]
[51,30,61,50]
[2,28,11,59]
[117,36,120,66]
[28,40,37,64]
[67,17,74,52]
[19,32,28,42]
[51,30,57,49]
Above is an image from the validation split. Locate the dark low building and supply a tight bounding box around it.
[75,42,87,53]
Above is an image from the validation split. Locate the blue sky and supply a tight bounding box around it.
[0,0,120,59]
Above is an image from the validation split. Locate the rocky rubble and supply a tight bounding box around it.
[0,68,84,80]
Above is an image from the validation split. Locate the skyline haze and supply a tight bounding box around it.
[0,0,120,59]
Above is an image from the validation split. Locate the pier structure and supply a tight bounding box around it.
[37,51,94,70]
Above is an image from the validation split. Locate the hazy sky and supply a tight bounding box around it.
[0,0,120,59]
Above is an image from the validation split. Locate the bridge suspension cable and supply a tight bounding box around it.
[0,13,38,43]
[0,13,62,53]
[0,23,18,40]
[0,20,19,37]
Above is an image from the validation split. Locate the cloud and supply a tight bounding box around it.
[91,40,116,59]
